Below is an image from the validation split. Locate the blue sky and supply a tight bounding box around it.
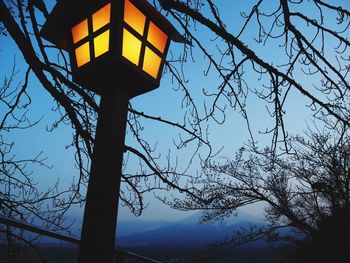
[1,0,348,225]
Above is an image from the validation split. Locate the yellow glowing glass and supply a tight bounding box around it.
[147,22,168,53]
[122,29,142,65]
[142,47,162,79]
[72,19,88,44]
[75,42,90,67]
[94,30,110,58]
[124,0,146,35]
[92,3,111,32]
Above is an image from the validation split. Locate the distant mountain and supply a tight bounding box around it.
[68,210,264,240]
[52,217,172,240]
[114,212,302,262]
[15,211,296,262]
[116,219,171,237]
[177,210,264,226]
[116,211,269,259]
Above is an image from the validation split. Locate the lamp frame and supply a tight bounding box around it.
[45,0,174,97]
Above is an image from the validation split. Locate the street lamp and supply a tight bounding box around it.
[41,0,187,262]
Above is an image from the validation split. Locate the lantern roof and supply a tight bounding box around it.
[41,0,189,50]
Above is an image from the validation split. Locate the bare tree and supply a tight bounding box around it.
[0,61,76,261]
[158,0,350,152]
[153,1,350,260]
[169,124,350,262]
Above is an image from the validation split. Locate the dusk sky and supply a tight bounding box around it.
[1,0,348,225]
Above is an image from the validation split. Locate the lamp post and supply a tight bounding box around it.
[41,0,187,262]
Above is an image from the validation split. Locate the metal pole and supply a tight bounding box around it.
[0,216,162,262]
[0,216,80,245]
[78,88,129,263]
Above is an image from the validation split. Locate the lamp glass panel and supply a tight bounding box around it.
[147,22,168,53]
[142,47,161,79]
[94,30,110,58]
[92,3,111,32]
[75,42,90,67]
[72,19,88,44]
[122,29,142,66]
[124,0,146,35]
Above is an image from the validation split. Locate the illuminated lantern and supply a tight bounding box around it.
[41,0,187,97]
